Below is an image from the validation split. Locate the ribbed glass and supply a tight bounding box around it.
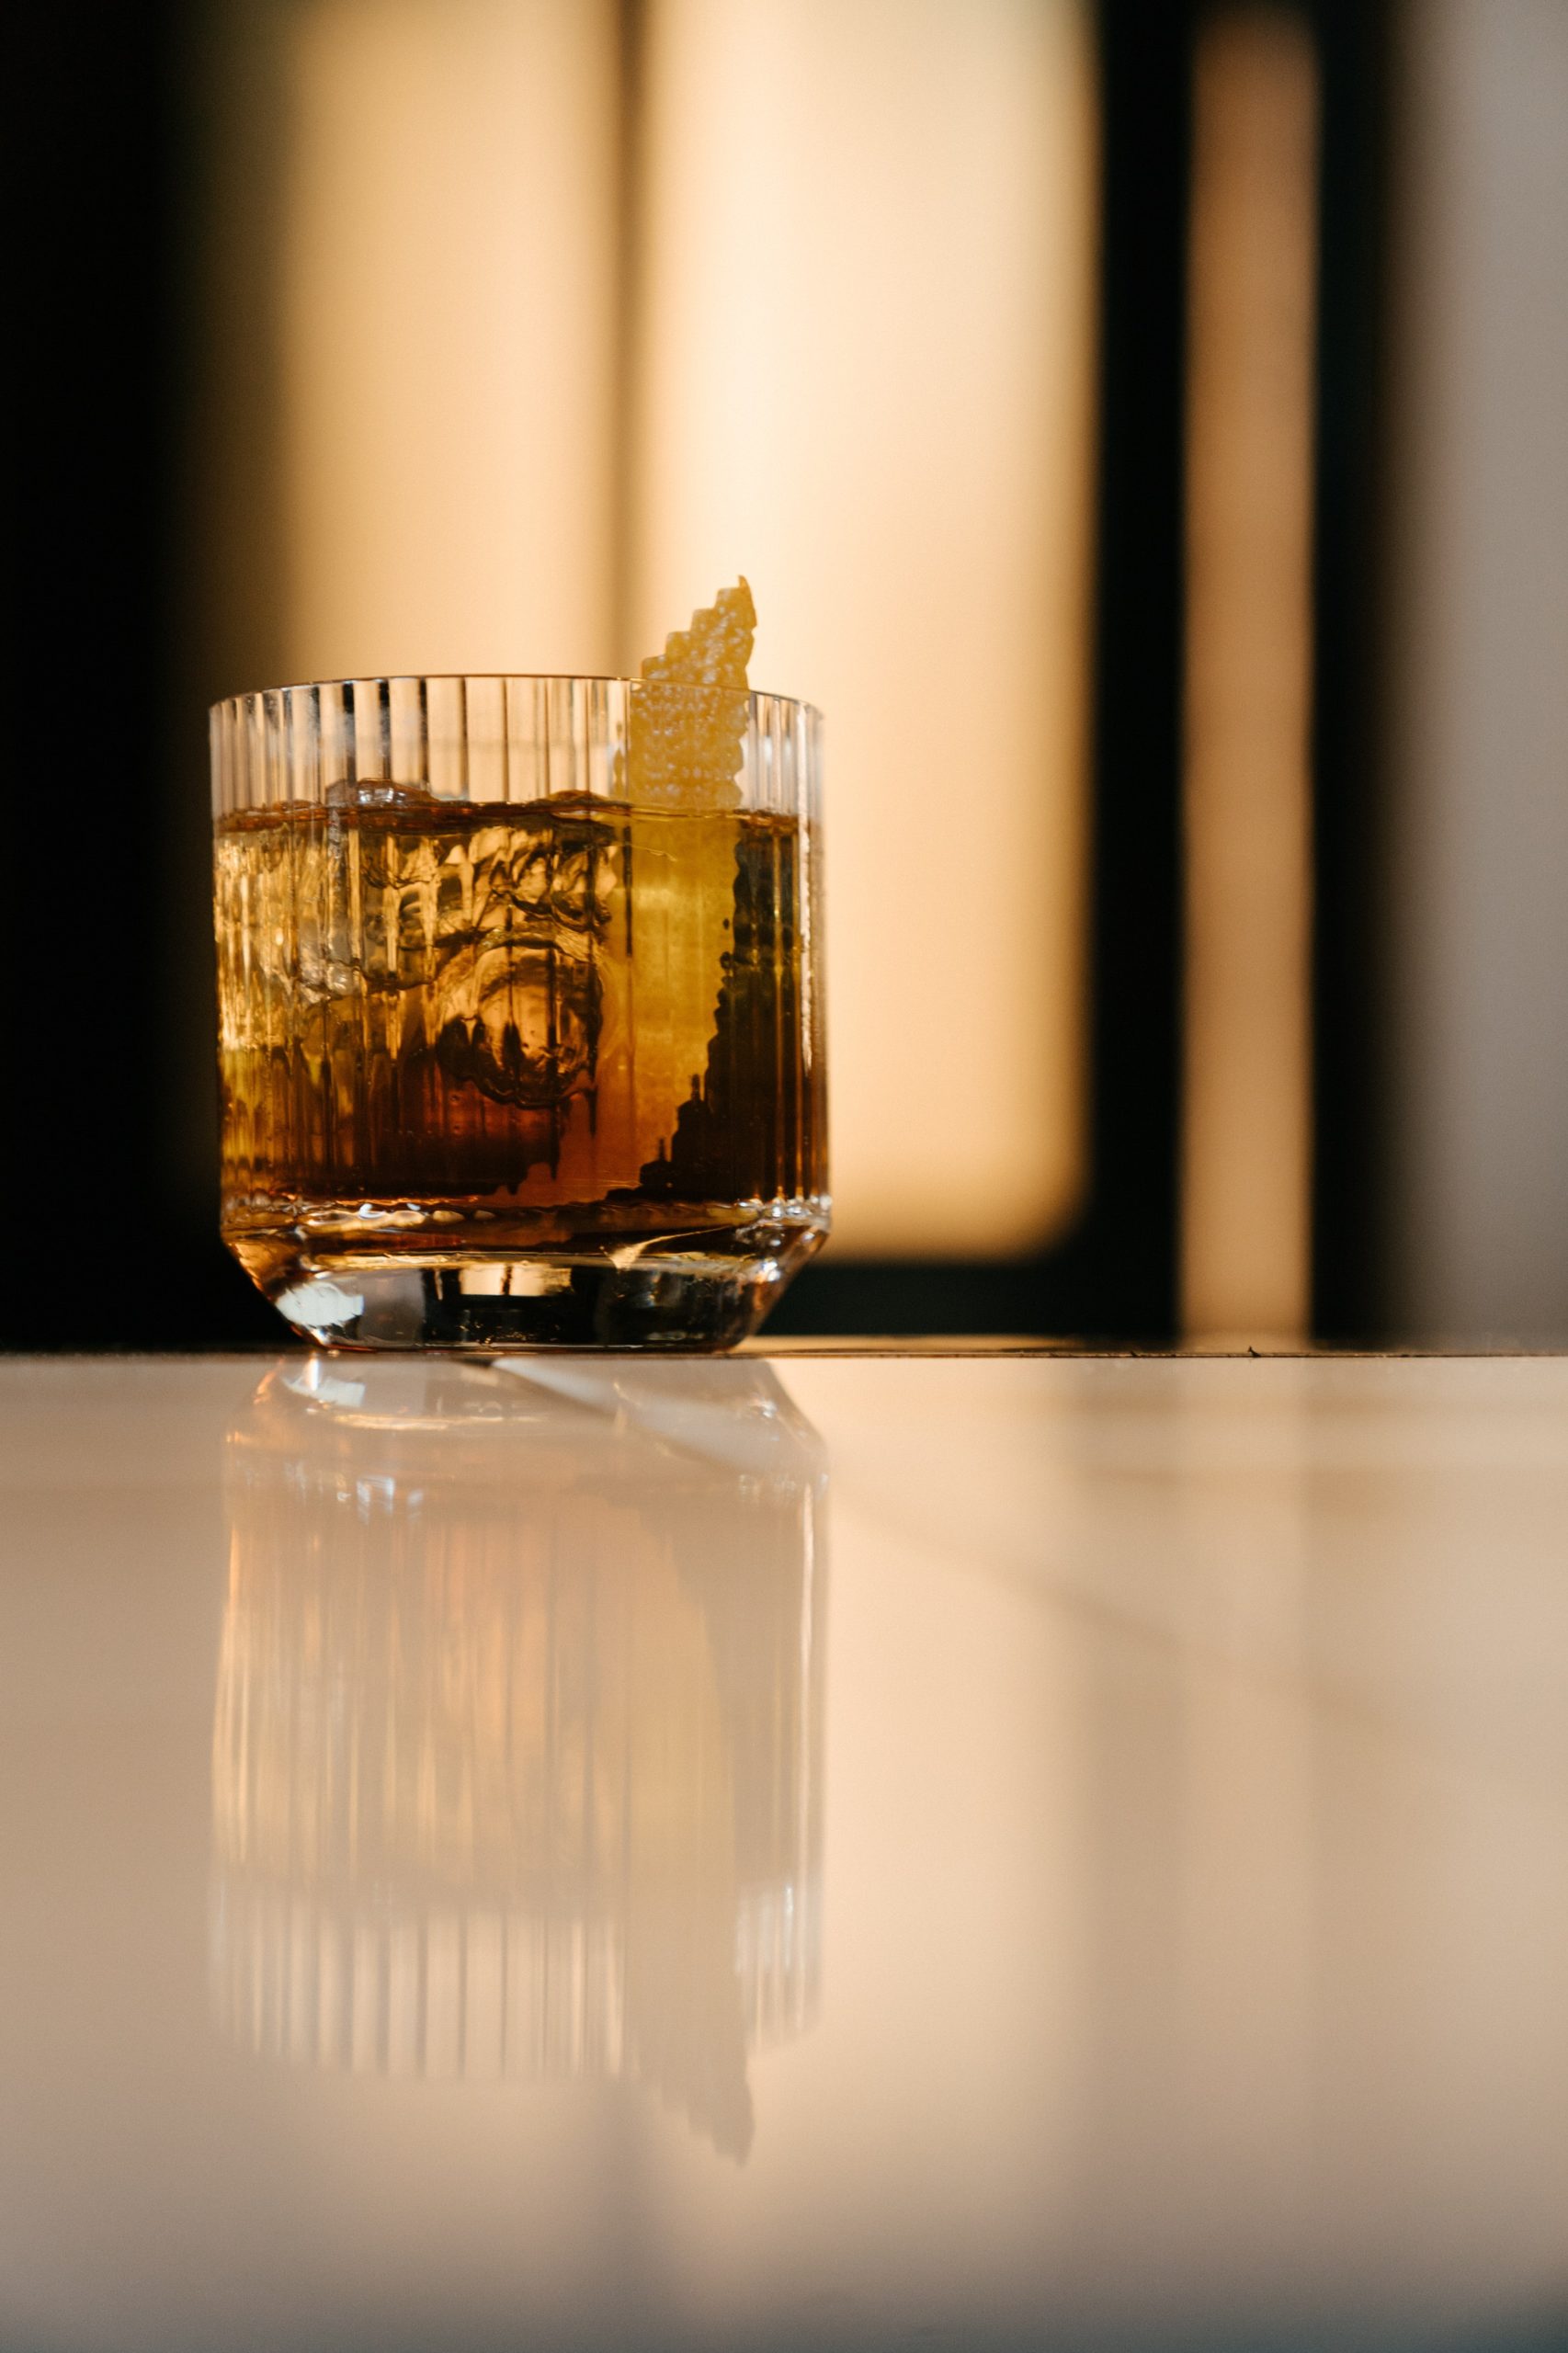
[210,676,827,1349]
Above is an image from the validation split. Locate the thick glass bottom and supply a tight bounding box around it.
[224,1201,829,1351]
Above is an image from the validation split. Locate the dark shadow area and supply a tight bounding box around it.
[11,6,283,1348]
[1308,0,1397,1344]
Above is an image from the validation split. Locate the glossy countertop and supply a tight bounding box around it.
[0,1351,1563,2353]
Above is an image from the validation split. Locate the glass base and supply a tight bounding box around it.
[226,1210,828,1351]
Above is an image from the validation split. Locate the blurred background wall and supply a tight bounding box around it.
[1382,0,1568,1347]
[10,0,1566,1348]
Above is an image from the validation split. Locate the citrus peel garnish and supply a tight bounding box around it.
[626,577,756,808]
[617,579,759,1179]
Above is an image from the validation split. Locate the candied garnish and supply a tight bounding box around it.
[625,577,756,808]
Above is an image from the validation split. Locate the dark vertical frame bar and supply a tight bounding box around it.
[1306,0,1395,1342]
[1062,0,1196,1341]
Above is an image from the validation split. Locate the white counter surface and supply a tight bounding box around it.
[1,1352,1564,2353]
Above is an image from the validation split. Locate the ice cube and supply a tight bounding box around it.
[428,811,608,1107]
[324,778,437,810]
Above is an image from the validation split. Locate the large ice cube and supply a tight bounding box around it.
[422,805,615,1108]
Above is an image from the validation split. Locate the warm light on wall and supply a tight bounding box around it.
[628,0,1097,1257]
[1182,6,1319,1344]
[278,0,621,679]
[216,0,1096,1262]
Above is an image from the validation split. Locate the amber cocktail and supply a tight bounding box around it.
[211,598,827,1347]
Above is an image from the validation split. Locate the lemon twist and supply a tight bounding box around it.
[626,577,756,808]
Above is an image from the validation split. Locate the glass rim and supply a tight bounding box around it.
[210,674,823,726]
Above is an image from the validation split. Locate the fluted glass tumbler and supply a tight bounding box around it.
[211,677,827,1348]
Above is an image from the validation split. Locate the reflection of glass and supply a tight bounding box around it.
[210,679,827,1349]
[210,1357,825,2160]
